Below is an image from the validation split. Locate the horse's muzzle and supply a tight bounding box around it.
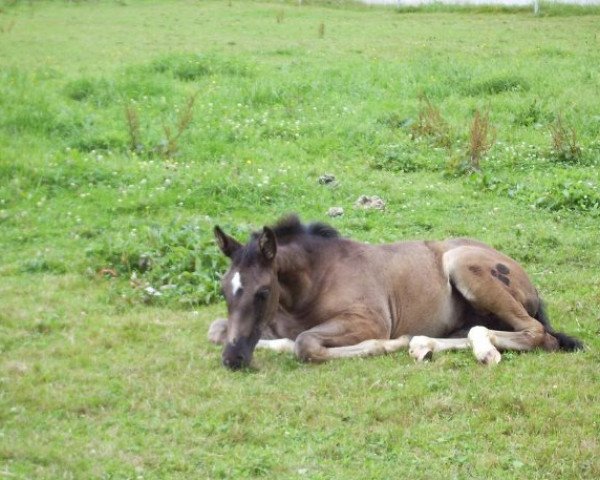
[222,337,254,370]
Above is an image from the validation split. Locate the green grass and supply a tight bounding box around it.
[1,1,600,478]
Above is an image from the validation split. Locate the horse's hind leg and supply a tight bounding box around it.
[444,246,558,364]
[409,336,471,362]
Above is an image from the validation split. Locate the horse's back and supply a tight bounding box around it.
[358,240,462,338]
[373,237,539,337]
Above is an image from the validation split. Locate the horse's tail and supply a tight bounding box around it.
[534,300,583,351]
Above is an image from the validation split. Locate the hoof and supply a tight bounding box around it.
[476,348,502,365]
[469,326,501,365]
[409,336,434,362]
[420,349,433,362]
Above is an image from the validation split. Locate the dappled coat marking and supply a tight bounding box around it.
[209,215,582,370]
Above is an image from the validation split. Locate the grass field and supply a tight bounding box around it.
[1,0,599,478]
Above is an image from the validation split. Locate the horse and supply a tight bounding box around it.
[208,214,582,370]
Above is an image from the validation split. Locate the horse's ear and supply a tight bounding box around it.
[258,226,277,262]
[214,226,242,258]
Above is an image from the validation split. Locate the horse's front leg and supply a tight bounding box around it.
[256,338,296,353]
[208,316,296,353]
[293,316,409,363]
[207,318,228,345]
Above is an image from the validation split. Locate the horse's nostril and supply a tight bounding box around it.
[222,354,245,370]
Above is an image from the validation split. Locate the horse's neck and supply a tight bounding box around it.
[276,244,317,311]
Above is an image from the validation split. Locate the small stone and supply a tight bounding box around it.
[327,207,344,217]
[318,174,336,185]
[355,195,386,210]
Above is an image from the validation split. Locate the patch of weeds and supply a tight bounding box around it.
[66,71,171,105]
[467,75,530,96]
[31,314,68,336]
[150,53,253,81]
[88,223,229,307]
[498,141,544,169]
[371,143,419,173]
[511,99,548,127]
[466,109,495,171]
[465,171,506,193]
[158,92,197,158]
[33,155,124,192]
[117,70,173,100]
[64,77,115,105]
[70,133,125,153]
[1,80,81,138]
[124,103,141,152]
[548,114,582,163]
[275,9,284,23]
[244,82,287,107]
[155,55,209,81]
[318,22,325,39]
[259,117,302,140]
[65,78,96,101]
[271,48,295,56]
[411,96,452,148]
[534,46,568,58]
[119,93,197,158]
[588,139,600,165]
[534,180,600,213]
[446,109,495,176]
[20,254,67,274]
[377,112,412,129]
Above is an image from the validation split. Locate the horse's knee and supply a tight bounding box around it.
[294,332,327,363]
[208,318,228,345]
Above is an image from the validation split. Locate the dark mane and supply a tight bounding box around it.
[250,214,340,244]
[306,221,340,239]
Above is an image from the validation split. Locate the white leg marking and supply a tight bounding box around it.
[327,337,410,359]
[468,326,501,365]
[409,336,471,362]
[409,336,436,362]
[256,338,296,353]
[383,336,411,353]
[231,271,242,295]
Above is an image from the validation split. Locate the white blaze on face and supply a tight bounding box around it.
[231,271,243,295]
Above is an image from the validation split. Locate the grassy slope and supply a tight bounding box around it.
[1,1,599,478]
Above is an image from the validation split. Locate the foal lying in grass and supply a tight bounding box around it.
[209,215,582,370]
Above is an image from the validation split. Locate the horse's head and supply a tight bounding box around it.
[214,225,280,370]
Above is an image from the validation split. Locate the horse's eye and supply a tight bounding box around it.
[255,287,270,300]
